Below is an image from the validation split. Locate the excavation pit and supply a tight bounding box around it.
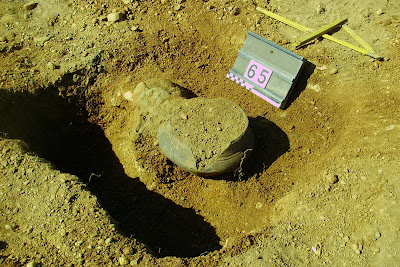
[0,84,221,258]
[0,75,290,259]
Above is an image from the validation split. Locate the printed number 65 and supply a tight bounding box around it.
[247,65,269,84]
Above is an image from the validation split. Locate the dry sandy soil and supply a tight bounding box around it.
[1,0,400,266]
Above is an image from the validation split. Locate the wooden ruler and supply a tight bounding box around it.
[256,7,382,59]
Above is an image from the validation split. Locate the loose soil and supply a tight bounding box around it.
[1,0,400,266]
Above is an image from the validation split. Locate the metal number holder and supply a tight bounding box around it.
[227,31,306,109]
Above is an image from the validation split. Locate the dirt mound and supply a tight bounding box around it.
[168,97,248,166]
[158,97,254,176]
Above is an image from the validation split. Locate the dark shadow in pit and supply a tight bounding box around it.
[283,60,315,109]
[215,116,290,181]
[245,116,290,178]
[0,87,221,258]
[0,240,7,250]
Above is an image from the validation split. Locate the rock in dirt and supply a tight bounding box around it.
[123,91,134,101]
[23,2,38,10]
[329,68,338,74]
[122,247,133,255]
[352,243,363,254]
[110,97,121,107]
[316,5,325,14]
[131,25,140,32]
[371,244,381,253]
[26,262,36,267]
[382,19,392,26]
[174,4,183,11]
[47,62,55,70]
[104,237,113,244]
[232,6,240,15]
[34,36,51,44]
[107,12,123,22]
[386,125,395,131]
[4,223,17,231]
[327,174,339,184]
[119,255,128,265]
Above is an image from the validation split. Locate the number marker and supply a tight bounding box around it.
[226,31,306,109]
[244,60,273,88]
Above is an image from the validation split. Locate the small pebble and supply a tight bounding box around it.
[47,62,55,70]
[0,160,8,167]
[382,19,392,26]
[376,9,383,15]
[161,0,168,5]
[327,174,338,184]
[329,68,338,74]
[122,0,132,4]
[124,76,133,83]
[23,1,38,10]
[60,228,67,236]
[4,223,17,230]
[122,247,132,255]
[34,36,51,43]
[180,113,188,120]
[131,25,140,31]
[370,245,380,253]
[316,5,325,14]
[0,36,7,42]
[107,12,123,22]
[119,255,128,265]
[374,231,381,238]
[386,125,395,131]
[174,4,183,11]
[110,97,121,107]
[352,243,362,254]
[232,6,240,15]
[123,91,134,101]
[104,237,113,244]
[26,262,36,267]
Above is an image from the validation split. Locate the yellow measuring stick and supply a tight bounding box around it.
[292,18,347,48]
[256,7,310,32]
[256,7,381,59]
[342,25,382,59]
